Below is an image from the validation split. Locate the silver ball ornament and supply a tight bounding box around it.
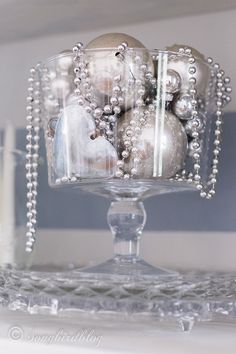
[166,69,181,94]
[172,93,194,120]
[166,44,211,96]
[118,108,188,178]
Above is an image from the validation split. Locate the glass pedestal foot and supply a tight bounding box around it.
[82,258,177,279]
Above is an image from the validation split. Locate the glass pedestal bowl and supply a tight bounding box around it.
[32,46,229,279]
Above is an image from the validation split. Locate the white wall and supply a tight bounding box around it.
[33,229,236,272]
[0,9,235,128]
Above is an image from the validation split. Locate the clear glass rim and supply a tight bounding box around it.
[41,48,212,68]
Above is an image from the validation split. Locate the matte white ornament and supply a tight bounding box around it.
[84,33,154,110]
[86,33,146,50]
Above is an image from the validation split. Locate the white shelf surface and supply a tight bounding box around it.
[0,309,236,354]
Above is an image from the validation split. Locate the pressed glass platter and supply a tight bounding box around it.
[1,268,236,332]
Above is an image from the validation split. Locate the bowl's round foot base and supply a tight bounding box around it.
[81,258,177,280]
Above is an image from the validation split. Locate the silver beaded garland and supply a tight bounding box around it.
[25,64,41,253]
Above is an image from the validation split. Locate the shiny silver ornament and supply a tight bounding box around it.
[118,109,188,178]
[172,93,194,120]
[166,44,211,96]
[166,69,181,94]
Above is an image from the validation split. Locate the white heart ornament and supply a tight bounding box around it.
[53,104,117,179]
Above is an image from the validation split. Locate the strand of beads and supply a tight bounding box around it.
[25,65,41,252]
[191,57,231,199]
[116,52,150,179]
[73,42,122,145]
[184,48,204,193]
[203,60,231,199]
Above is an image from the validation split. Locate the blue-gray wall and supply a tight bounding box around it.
[16,112,236,231]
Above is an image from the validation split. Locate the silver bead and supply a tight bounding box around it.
[104,105,112,114]
[185,117,204,136]
[122,151,129,159]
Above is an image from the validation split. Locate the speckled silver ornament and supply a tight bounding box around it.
[118,108,188,178]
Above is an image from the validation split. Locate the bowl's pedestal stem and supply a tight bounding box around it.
[82,200,176,278]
